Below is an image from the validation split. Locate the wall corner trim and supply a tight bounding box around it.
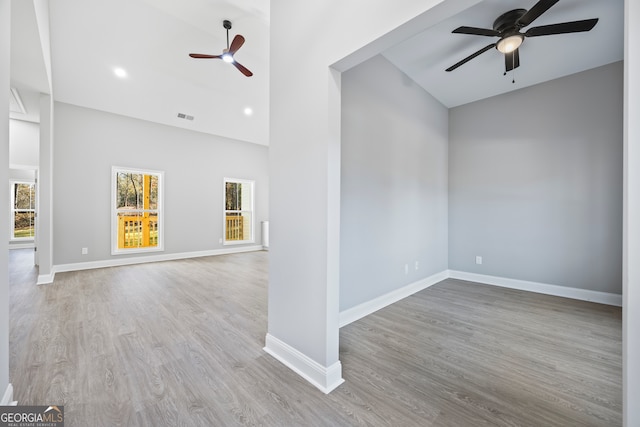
[1,384,13,405]
[339,270,449,328]
[448,270,623,307]
[263,334,344,394]
[36,272,55,285]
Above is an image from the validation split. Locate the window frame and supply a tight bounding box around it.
[111,166,164,255]
[223,177,255,245]
[9,180,36,241]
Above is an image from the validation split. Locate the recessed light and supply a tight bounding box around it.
[243,107,253,116]
[114,67,128,78]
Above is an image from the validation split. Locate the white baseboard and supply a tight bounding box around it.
[448,270,623,307]
[264,334,344,394]
[1,384,13,405]
[37,272,56,286]
[338,269,622,329]
[36,245,263,284]
[339,270,449,328]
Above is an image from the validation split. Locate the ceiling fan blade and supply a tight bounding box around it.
[232,61,253,77]
[446,43,496,72]
[189,53,222,59]
[452,26,500,37]
[229,34,245,55]
[505,48,520,72]
[517,0,559,27]
[525,18,599,37]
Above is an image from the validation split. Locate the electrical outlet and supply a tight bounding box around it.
[219,238,223,244]
[475,256,482,265]
[415,261,419,270]
[81,247,88,255]
[404,264,409,275]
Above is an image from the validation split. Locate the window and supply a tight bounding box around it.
[112,167,163,254]
[10,181,36,240]
[224,178,254,244]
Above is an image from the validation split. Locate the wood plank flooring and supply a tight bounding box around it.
[9,249,621,426]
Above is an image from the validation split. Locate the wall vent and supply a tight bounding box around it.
[177,113,194,121]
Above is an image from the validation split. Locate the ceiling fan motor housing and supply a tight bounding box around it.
[493,9,527,33]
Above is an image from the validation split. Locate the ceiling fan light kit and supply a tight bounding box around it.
[496,34,523,54]
[189,19,253,77]
[445,0,598,75]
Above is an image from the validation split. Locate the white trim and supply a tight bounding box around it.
[448,270,623,307]
[37,272,55,285]
[338,269,622,328]
[264,334,344,394]
[9,242,35,249]
[8,163,38,171]
[1,384,13,405]
[339,270,449,328]
[36,245,263,284]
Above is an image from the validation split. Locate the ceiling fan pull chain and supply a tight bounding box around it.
[511,54,516,84]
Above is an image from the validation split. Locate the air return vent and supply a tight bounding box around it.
[177,113,194,121]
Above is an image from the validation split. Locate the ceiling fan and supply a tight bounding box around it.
[189,20,253,77]
[445,0,598,74]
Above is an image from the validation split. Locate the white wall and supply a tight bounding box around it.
[0,0,11,401]
[53,102,268,266]
[341,55,448,311]
[9,119,38,168]
[268,0,480,393]
[449,62,623,294]
[624,0,640,424]
[9,169,35,181]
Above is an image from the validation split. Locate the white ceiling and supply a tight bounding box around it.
[11,0,270,146]
[9,0,624,143]
[10,0,49,123]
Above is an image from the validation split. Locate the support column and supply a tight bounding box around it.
[623,0,640,425]
[36,94,53,284]
[0,0,12,404]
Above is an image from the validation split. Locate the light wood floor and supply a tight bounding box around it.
[9,249,621,426]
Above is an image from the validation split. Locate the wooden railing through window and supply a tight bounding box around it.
[226,215,245,241]
[118,215,158,248]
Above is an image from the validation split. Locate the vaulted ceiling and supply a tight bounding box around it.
[9,0,624,145]
[383,0,623,108]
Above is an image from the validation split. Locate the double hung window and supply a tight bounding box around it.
[112,167,163,254]
[10,181,36,240]
[224,178,254,244]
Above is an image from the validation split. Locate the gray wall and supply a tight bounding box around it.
[53,102,268,265]
[449,61,623,293]
[340,55,449,311]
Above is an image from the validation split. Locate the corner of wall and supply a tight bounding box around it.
[263,334,344,394]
